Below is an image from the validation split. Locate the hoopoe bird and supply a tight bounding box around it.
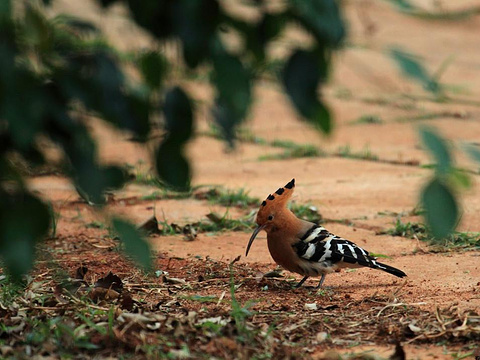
[246,179,406,288]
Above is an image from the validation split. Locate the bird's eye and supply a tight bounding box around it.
[267,215,274,221]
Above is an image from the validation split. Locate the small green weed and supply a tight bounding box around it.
[350,114,383,125]
[259,144,324,161]
[197,188,259,208]
[336,145,379,161]
[289,203,322,224]
[384,219,427,238]
[197,212,254,233]
[229,262,257,343]
[0,275,23,305]
[382,219,480,249]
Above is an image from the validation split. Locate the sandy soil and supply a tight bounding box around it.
[16,0,480,359]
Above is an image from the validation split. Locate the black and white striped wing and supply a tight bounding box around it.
[293,225,376,268]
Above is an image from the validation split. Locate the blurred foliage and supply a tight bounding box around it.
[0,0,345,278]
[389,48,480,241]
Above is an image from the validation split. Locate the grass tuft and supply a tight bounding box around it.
[289,203,323,224]
[336,145,379,161]
[350,114,383,125]
[382,219,480,249]
[195,188,260,209]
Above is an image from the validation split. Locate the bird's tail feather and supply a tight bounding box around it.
[372,261,406,278]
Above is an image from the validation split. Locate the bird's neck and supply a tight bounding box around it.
[268,208,305,242]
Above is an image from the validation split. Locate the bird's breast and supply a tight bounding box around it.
[267,235,305,275]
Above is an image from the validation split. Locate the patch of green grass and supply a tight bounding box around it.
[383,219,427,238]
[259,144,324,161]
[140,188,193,201]
[197,212,254,233]
[202,127,325,161]
[336,145,379,161]
[394,111,465,123]
[289,203,322,224]
[350,114,383,125]
[0,275,23,305]
[334,87,353,100]
[229,262,257,343]
[157,211,254,236]
[198,188,260,209]
[382,219,480,249]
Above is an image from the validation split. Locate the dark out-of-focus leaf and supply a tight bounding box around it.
[419,126,451,175]
[139,51,167,90]
[155,86,193,190]
[163,86,193,143]
[288,0,345,47]
[283,49,331,133]
[0,191,50,281]
[175,0,220,68]
[0,0,11,18]
[244,13,287,62]
[211,51,252,145]
[127,0,175,38]
[155,138,191,191]
[112,218,152,270]
[41,0,52,5]
[421,178,459,240]
[390,48,439,93]
[97,0,120,7]
[75,165,126,205]
[3,73,49,149]
[463,144,480,164]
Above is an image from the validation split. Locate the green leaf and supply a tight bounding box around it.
[163,86,193,143]
[0,191,50,281]
[283,49,332,134]
[127,0,175,39]
[288,0,345,47]
[0,0,11,18]
[176,0,220,68]
[112,218,152,270]
[155,138,191,191]
[390,48,439,93]
[75,165,126,205]
[211,50,252,145]
[449,169,471,189]
[463,144,480,164]
[419,126,451,175]
[139,51,166,90]
[242,13,287,63]
[98,0,119,7]
[421,178,459,239]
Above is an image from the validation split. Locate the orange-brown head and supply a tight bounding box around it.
[245,179,295,256]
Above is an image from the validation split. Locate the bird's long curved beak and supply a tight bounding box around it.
[246,224,266,257]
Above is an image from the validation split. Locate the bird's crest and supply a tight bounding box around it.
[258,179,295,214]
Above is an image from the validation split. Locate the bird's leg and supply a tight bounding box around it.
[315,274,326,289]
[295,276,309,288]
